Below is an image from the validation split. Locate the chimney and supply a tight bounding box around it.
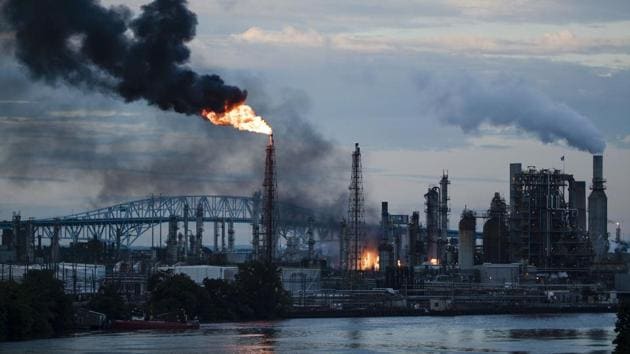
[588,154,608,261]
[593,155,603,182]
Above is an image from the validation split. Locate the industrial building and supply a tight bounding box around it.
[1,140,627,315]
[507,163,592,269]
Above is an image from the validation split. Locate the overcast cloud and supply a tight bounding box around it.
[1,0,628,240]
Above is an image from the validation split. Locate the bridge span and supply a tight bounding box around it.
[0,195,335,247]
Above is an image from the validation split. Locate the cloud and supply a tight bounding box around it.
[329,34,394,52]
[405,31,630,56]
[233,26,395,52]
[231,26,630,64]
[446,0,630,23]
[234,26,326,47]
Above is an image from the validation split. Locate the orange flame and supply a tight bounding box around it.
[202,104,272,135]
[360,250,380,271]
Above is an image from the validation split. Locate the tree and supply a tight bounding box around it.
[614,300,630,354]
[235,261,291,320]
[148,273,209,320]
[203,278,240,321]
[21,270,73,338]
[0,270,73,341]
[88,284,129,321]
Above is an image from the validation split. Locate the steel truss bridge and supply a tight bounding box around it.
[0,195,335,247]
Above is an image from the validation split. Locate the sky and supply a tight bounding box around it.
[0,0,629,244]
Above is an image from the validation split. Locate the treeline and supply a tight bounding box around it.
[0,270,74,341]
[0,261,290,342]
[87,261,291,322]
[147,261,291,321]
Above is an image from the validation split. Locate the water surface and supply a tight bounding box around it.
[1,313,616,353]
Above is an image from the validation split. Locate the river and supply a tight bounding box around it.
[1,313,616,353]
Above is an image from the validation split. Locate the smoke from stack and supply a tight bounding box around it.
[416,72,606,154]
[2,0,246,116]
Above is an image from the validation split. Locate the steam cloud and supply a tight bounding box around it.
[2,0,246,115]
[416,72,606,153]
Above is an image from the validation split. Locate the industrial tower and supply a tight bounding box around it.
[439,172,450,264]
[588,155,608,261]
[261,134,277,263]
[346,143,365,271]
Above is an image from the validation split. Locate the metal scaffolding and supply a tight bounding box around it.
[345,143,365,271]
[261,134,277,263]
[509,166,592,268]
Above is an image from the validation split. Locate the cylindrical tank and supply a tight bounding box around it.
[458,210,476,270]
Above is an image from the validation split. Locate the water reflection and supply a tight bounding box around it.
[345,318,364,349]
[508,328,580,339]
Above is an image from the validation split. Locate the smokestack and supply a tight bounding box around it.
[261,134,277,263]
[588,154,608,261]
[593,155,603,181]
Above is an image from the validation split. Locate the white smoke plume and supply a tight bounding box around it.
[416,72,606,153]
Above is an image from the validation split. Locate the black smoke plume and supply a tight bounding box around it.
[2,0,246,115]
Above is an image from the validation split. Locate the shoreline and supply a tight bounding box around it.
[0,309,615,344]
[287,305,617,319]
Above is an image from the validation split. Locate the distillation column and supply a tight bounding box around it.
[195,204,203,259]
[458,210,476,270]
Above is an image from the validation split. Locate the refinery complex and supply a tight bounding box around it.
[1,137,628,316]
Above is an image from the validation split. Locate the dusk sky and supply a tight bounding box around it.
[1,0,629,242]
